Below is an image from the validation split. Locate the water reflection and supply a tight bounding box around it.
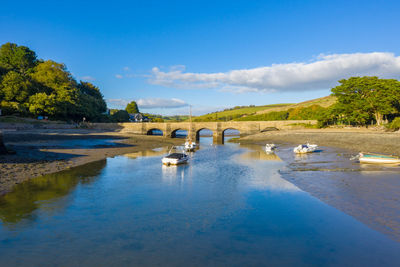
[124,147,169,159]
[0,160,106,226]
[1,143,400,266]
[239,144,282,161]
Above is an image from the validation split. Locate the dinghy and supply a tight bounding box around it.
[293,143,318,154]
[358,152,400,164]
[265,144,277,153]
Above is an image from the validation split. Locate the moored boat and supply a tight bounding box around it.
[184,140,197,152]
[162,146,189,165]
[358,152,400,164]
[293,143,318,154]
[265,144,277,153]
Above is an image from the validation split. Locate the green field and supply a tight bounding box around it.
[190,96,337,122]
[192,104,293,122]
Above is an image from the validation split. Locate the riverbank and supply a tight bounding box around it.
[0,129,182,196]
[235,129,400,242]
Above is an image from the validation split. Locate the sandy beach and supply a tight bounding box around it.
[0,129,182,196]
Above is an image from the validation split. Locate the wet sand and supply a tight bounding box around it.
[235,129,400,242]
[0,129,181,196]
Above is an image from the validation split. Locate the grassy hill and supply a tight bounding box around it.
[254,96,336,115]
[191,96,336,122]
[192,104,293,122]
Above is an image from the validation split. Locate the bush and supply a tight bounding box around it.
[387,117,400,130]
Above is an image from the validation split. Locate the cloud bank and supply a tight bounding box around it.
[137,98,188,109]
[149,52,400,93]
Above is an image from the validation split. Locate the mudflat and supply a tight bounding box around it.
[0,129,182,196]
[236,128,400,242]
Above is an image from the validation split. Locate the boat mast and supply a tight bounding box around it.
[188,105,192,141]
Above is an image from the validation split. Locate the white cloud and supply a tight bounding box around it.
[137,98,189,109]
[115,74,123,79]
[80,76,96,81]
[149,52,400,93]
[123,66,130,71]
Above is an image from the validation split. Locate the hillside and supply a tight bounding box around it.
[254,96,336,115]
[191,96,336,122]
[192,104,293,122]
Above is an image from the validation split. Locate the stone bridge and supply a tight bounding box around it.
[92,120,316,144]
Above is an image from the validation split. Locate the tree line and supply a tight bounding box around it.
[0,42,107,121]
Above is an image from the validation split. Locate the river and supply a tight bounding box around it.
[0,136,399,266]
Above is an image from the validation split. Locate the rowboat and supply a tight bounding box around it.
[358,152,400,164]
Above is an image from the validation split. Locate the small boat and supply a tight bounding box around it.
[265,144,277,153]
[184,140,197,152]
[358,152,400,164]
[162,146,189,165]
[293,143,318,154]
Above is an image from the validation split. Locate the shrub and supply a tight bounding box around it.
[387,117,400,130]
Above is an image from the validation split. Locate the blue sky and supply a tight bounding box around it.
[1,0,400,115]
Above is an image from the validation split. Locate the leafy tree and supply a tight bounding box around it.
[28,93,57,116]
[112,110,130,122]
[75,81,107,121]
[0,71,34,103]
[30,60,78,118]
[125,101,139,114]
[331,76,400,125]
[0,43,37,74]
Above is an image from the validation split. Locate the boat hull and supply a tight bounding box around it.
[162,157,188,165]
[359,157,400,164]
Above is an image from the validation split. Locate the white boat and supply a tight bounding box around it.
[184,140,197,152]
[162,147,189,165]
[293,143,318,154]
[359,152,400,164]
[265,144,276,153]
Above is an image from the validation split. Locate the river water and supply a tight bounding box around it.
[0,137,399,266]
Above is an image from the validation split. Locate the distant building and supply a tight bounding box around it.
[129,113,150,122]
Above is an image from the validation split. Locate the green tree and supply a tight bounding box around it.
[30,60,78,118]
[331,76,400,125]
[28,93,57,116]
[112,110,130,122]
[125,100,139,114]
[0,43,37,74]
[75,81,107,121]
[0,71,34,103]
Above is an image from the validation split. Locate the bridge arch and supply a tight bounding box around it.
[146,128,163,136]
[221,128,240,144]
[171,128,188,138]
[195,128,213,142]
